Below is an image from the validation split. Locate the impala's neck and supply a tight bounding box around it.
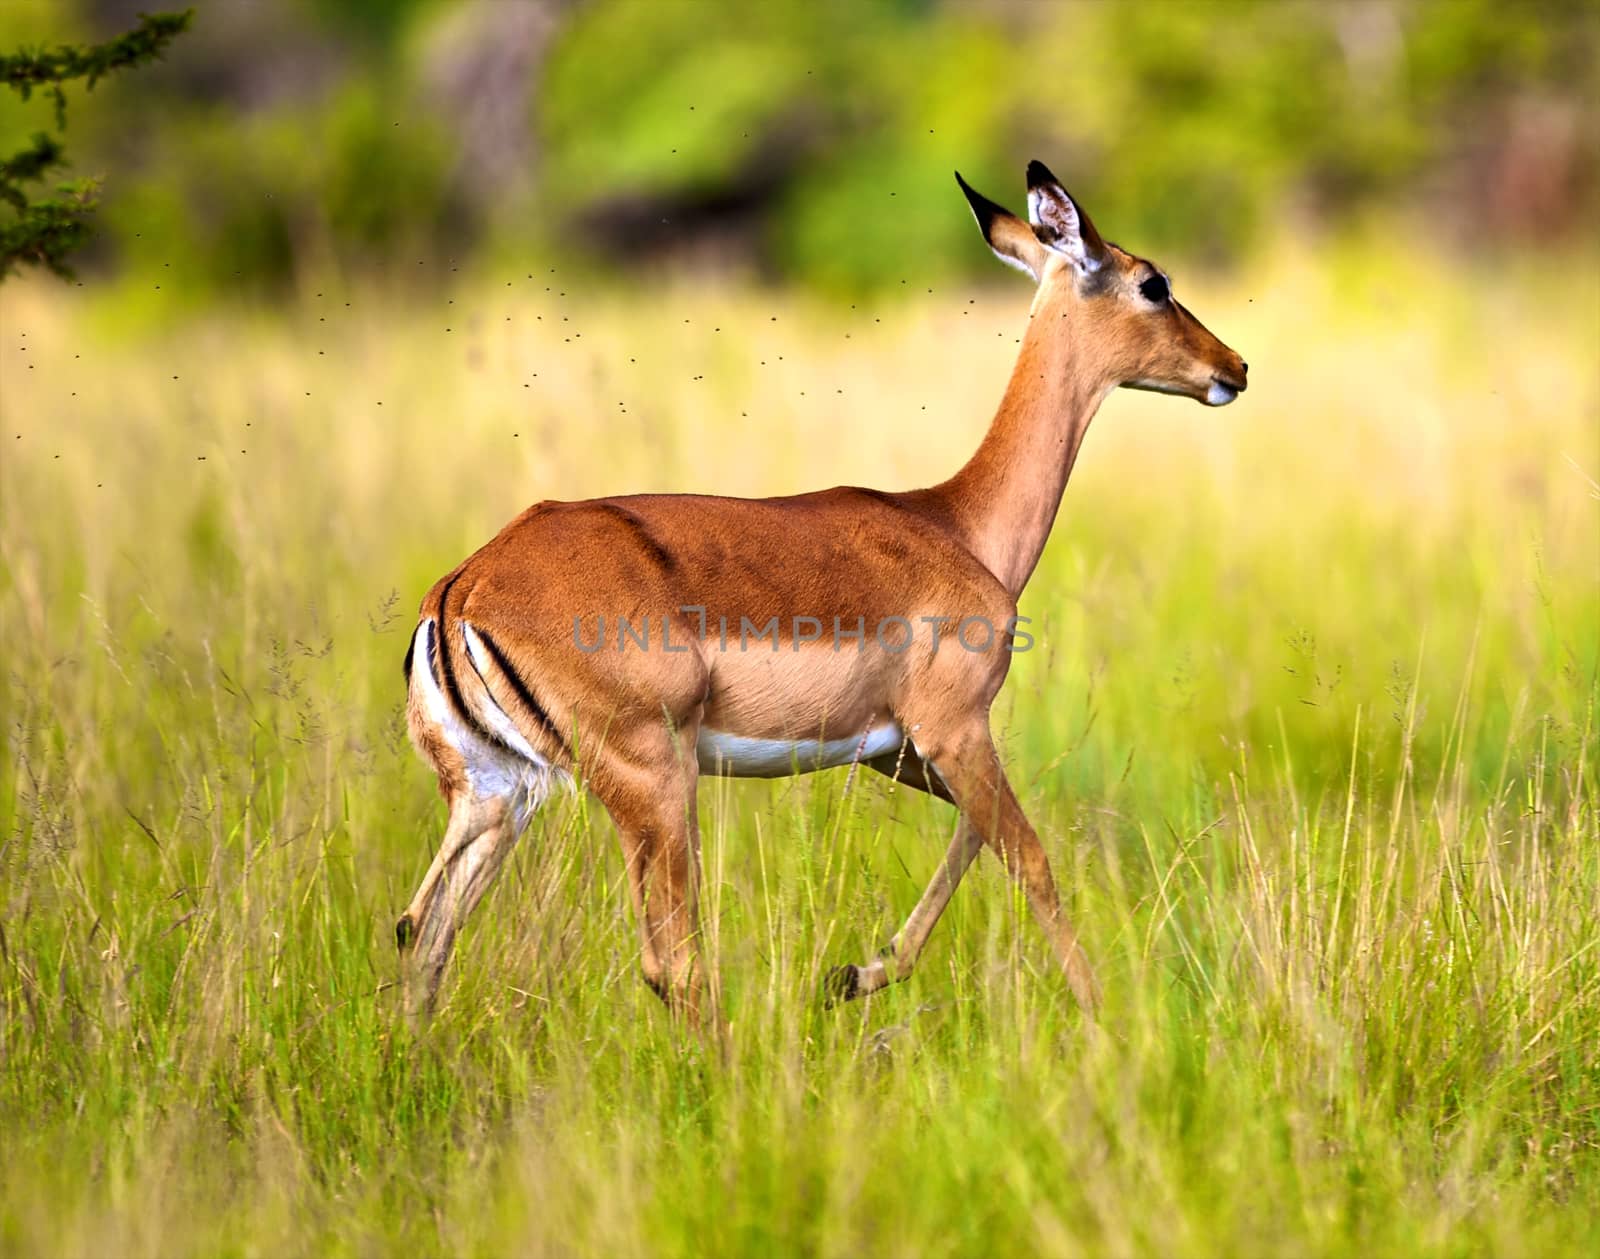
[934,290,1111,596]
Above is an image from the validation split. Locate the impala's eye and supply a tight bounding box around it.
[1140,275,1169,303]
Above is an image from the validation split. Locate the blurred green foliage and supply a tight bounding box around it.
[111,77,453,289]
[1,0,1592,298]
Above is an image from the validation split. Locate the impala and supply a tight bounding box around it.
[395,160,1248,1026]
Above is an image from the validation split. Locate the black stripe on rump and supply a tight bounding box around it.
[472,626,569,759]
[402,631,416,683]
[599,503,676,573]
[424,618,441,686]
[435,573,505,750]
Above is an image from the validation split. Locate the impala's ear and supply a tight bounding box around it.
[955,171,1047,282]
[1025,160,1108,274]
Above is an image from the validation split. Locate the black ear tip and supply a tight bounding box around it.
[1026,159,1059,189]
[954,170,1001,231]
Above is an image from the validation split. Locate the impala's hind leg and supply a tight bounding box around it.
[590,729,708,1028]
[396,789,521,1025]
[610,793,704,1024]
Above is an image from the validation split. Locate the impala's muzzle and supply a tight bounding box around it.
[1205,357,1248,407]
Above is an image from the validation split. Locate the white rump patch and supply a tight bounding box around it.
[410,619,570,830]
[696,722,905,779]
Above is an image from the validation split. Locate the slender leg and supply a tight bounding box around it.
[826,816,984,1002]
[931,720,1100,1014]
[824,747,970,1001]
[397,797,479,939]
[615,829,667,1000]
[396,791,521,1025]
[592,738,708,1027]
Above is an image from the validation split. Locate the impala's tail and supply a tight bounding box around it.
[403,574,572,811]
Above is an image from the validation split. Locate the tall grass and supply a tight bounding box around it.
[2,237,1597,1256]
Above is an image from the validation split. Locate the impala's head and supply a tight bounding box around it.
[957,161,1248,406]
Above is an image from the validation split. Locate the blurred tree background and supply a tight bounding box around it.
[0,0,1594,298]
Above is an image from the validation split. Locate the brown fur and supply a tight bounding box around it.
[395,165,1247,1029]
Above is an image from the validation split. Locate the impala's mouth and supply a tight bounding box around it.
[1205,378,1241,407]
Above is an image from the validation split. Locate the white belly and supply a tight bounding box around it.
[696,723,904,778]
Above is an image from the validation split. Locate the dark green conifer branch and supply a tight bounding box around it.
[1,10,191,280]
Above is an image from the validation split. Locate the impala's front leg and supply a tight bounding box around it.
[957,724,1098,1014]
[918,718,1100,1015]
[826,815,984,1002]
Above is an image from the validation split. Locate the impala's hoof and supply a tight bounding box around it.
[822,964,862,1006]
[395,913,415,951]
[642,971,671,1006]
